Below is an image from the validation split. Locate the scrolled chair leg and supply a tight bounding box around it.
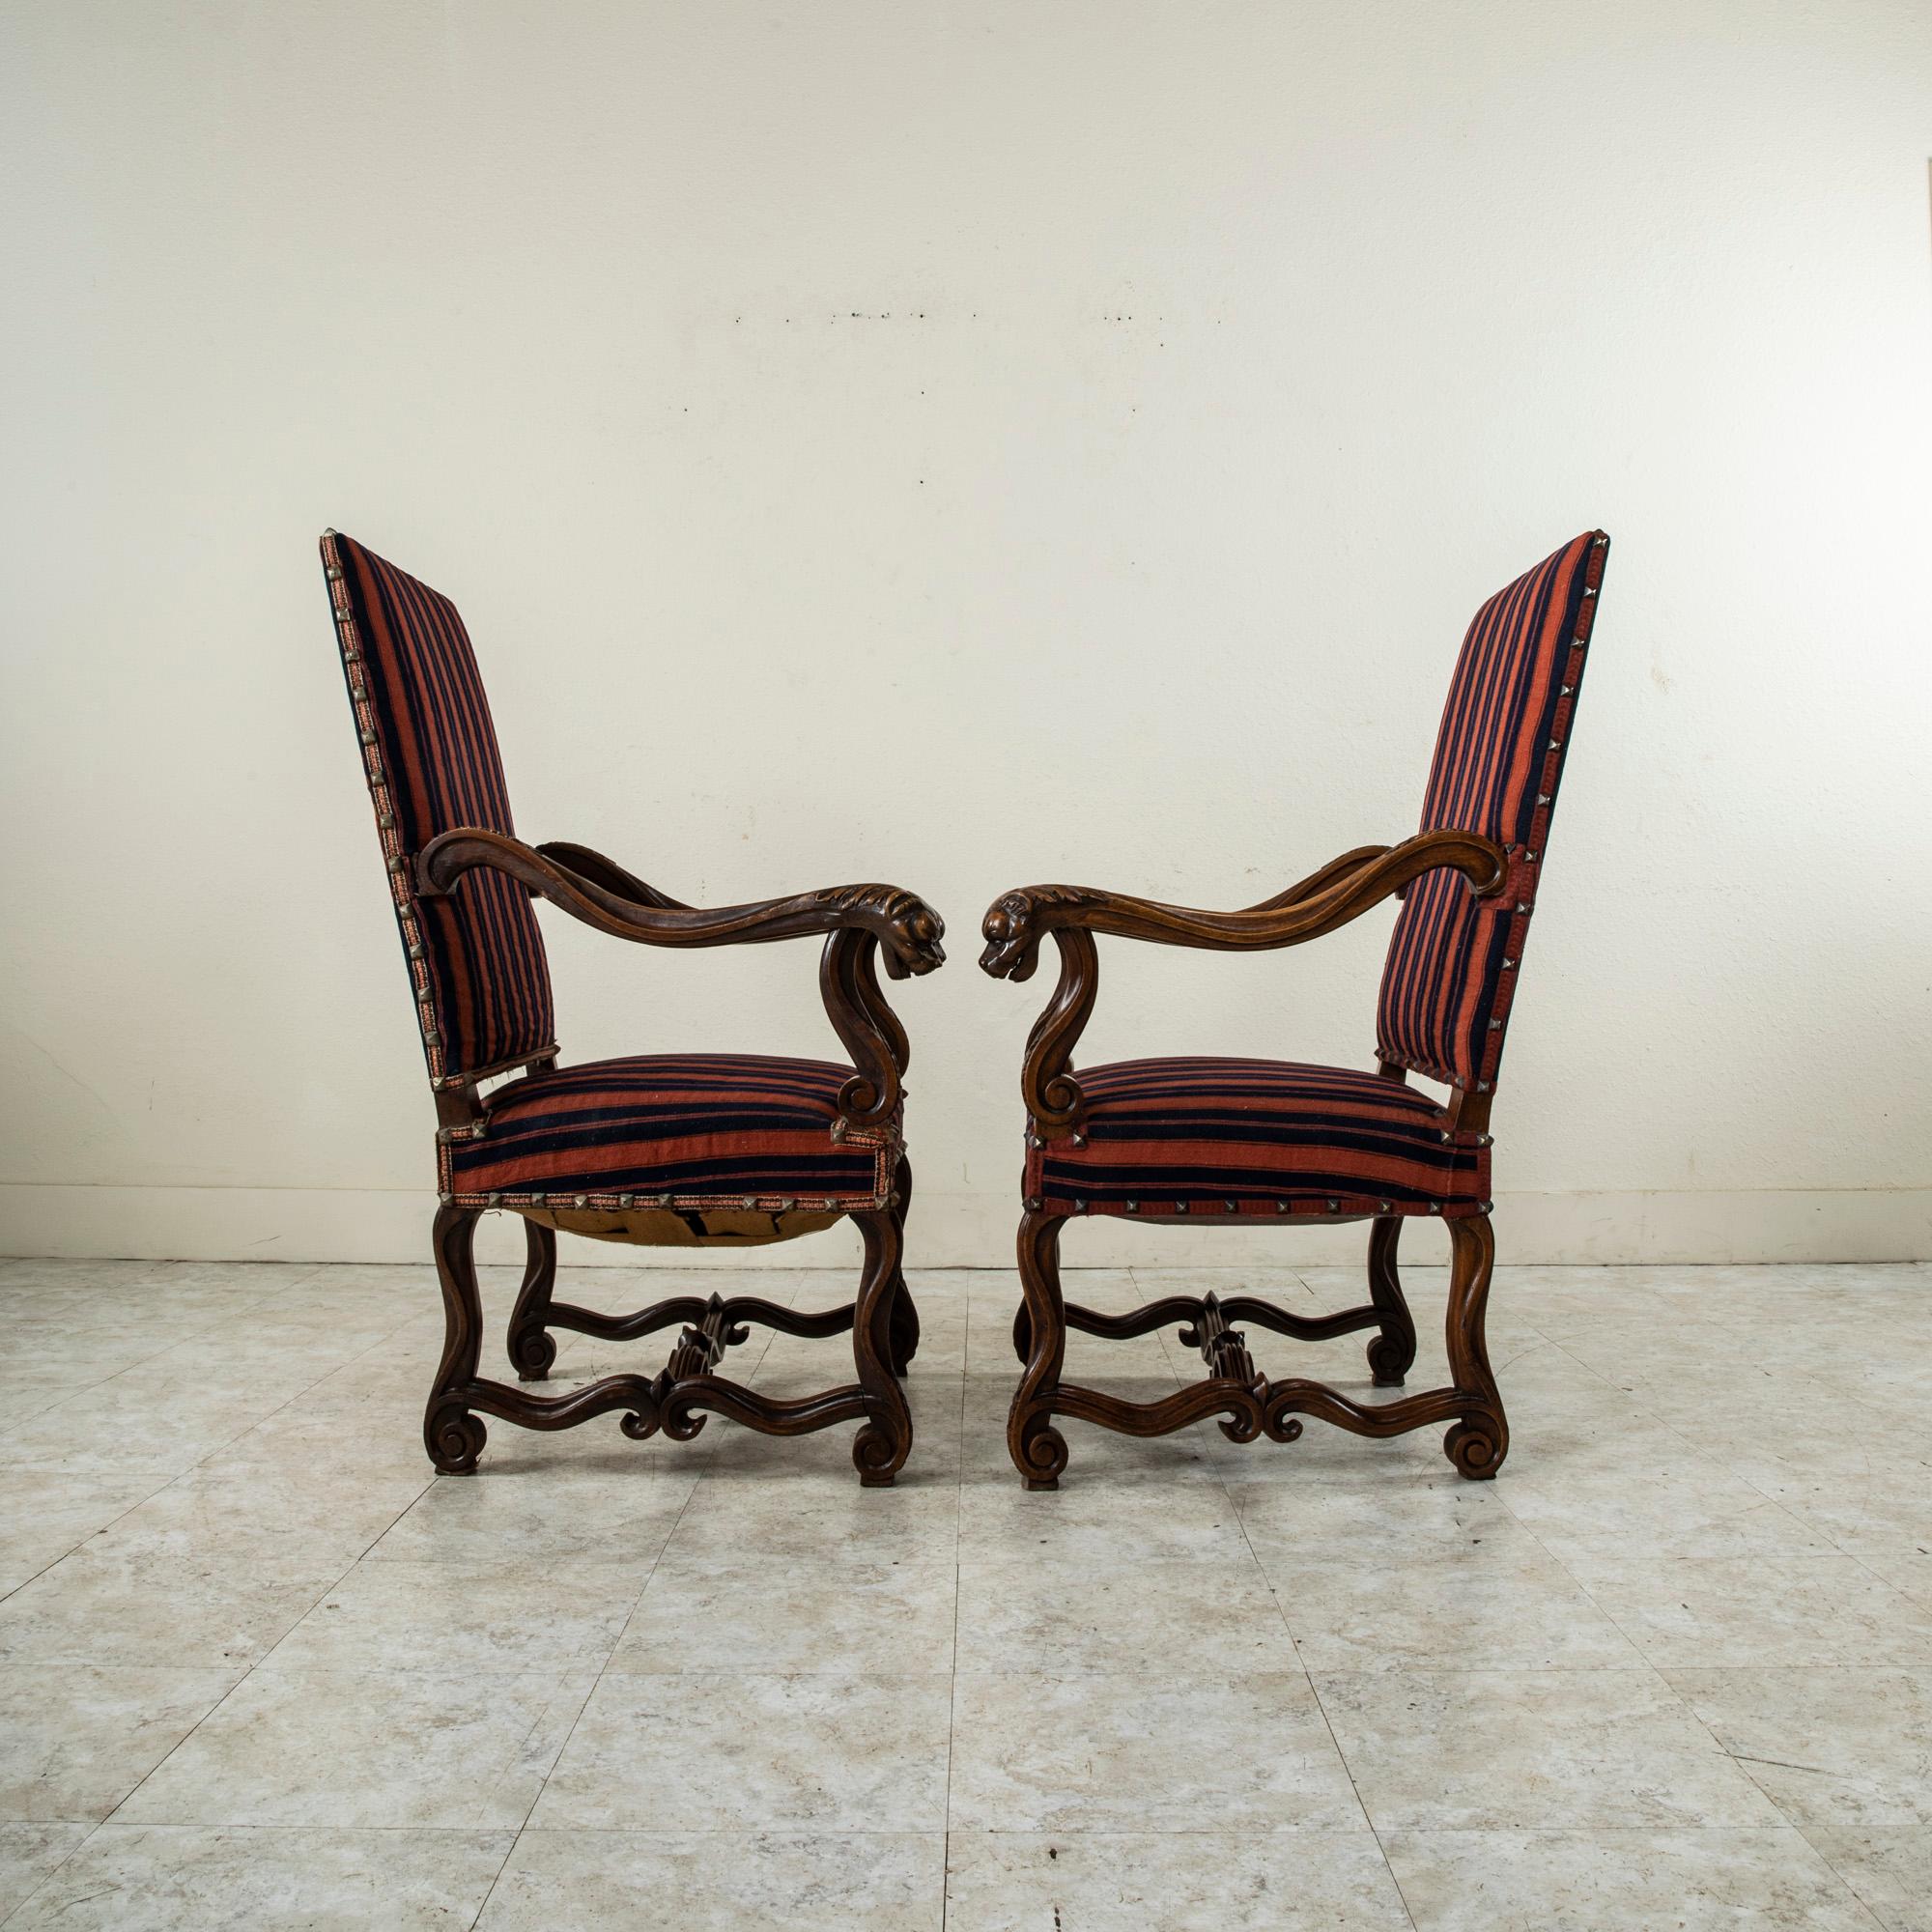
[426,1202,489,1474]
[506,1217,559,1381]
[886,1152,920,1377]
[850,1208,914,1486]
[1442,1211,1508,1479]
[1365,1214,1418,1386]
[1007,1209,1069,1490]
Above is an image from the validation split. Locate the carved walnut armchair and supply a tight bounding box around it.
[980,530,1609,1487]
[321,532,945,1485]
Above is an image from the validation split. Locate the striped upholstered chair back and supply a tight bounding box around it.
[322,531,555,1087]
[1376,530,1608,1096]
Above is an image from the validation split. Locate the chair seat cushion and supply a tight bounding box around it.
[1027,1057,1488,1220]
[444,1054,897,1211]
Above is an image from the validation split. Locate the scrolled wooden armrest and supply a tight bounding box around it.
[531,840,690,911]
[978,829,1505,981]
[418,828,943,1131]
[416,828,947,978]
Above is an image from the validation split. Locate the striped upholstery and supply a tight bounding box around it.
[1377,531,1609,1091]
[323,532,555,1082]
[1030,1058,1485,1220]
[445,1055,897,1208]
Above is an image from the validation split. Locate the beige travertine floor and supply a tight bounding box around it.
[1,1254,1929,1928]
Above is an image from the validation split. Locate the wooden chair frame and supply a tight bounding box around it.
[407,836,944,1487]
[979,830,1512,1489]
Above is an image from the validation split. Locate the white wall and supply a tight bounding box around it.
[3,0,1928,1270]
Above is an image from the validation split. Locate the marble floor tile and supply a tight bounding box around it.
[0,1469,166,1599]
[5,1824,511,1930]
[944,1831,1413,1931]
[948,1672,1362,1833]
[261,1558,651,1675]
[0,1823,91,1918]
[531,1672,952,1833]
[75,1465,425,1574]
[668,1470,959,1563]
[1380,1826,1882,1930]
[957,1469,1254,1566]
[1313,1668,1785,1832]
[478,1829,945,1930]
[1564,1551,1932,1668]
[0,1548,344,1670]
[954,1552,1295,1679]
[1663,1665,1932,1833]
[118,1666,592,1830]
[1252,1521,1644,1673]
[364,1463,695,1566]
[610,1548,956,1675]
[0,1662,239,1822]
[0,1256,1925,1926]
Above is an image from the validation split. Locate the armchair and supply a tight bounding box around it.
[321,531,944,1485]
[980,529,1610,1487]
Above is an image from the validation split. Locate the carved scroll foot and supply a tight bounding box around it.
[1365,1215,1417,1387]
[425,1400,487,1474]
[1012,1409,1068,1491]
[427,1203,489,1475]
[506,1219,559,1381]
[1445,1415,1508,1479]
[1442,1213,1507,1479]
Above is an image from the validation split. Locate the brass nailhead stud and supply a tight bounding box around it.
[1516,902,1530,914]
[617,1194,634,1208]
[439,1191,454,1207]
[574,1195,588,1209]
[1428,1202,1442,1213]
[1275,1201,1290,1213]
[1583,584,1599,596]
[1547,738,1561,752]
[1378,1199,1392,1213]
[1173,1201,1188,1214]
[1224,1199,1237,1213]
[1524,849,1538,862]
[1072,1198,1087,1212]
[654,1194,672,1208]
[360,729,377,745]
[741,1197,758,1210]
[1536,793,1550,806]
[378,810,394,828]
[1124,1199,1139,1212]
[1070,1133,1088,1149]
[1476,1081,1492,1094]
[422,1030,440,1046]
[1489,1017,1503,1030]
[486,1192,501,1206]
[1560,684,1573,696]
[325,564,344,581]
[407,943,424,960]
[1326,1198,1341,1212]
[1025,1196,1042,1211]
[778,1197,797,1210]
[1500,956,1515,969]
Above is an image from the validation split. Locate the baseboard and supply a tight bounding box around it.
[0,1182,1925,1268]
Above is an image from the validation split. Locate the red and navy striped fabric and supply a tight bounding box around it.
[1030,1058,1486,1219]
[1376,531,1609,1091]
[323,533,554,1082]
[445,1054,897,1208]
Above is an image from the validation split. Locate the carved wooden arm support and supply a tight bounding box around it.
[980,829,1505,1134]
[419,828,946,975]
[417,828,944,1132]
